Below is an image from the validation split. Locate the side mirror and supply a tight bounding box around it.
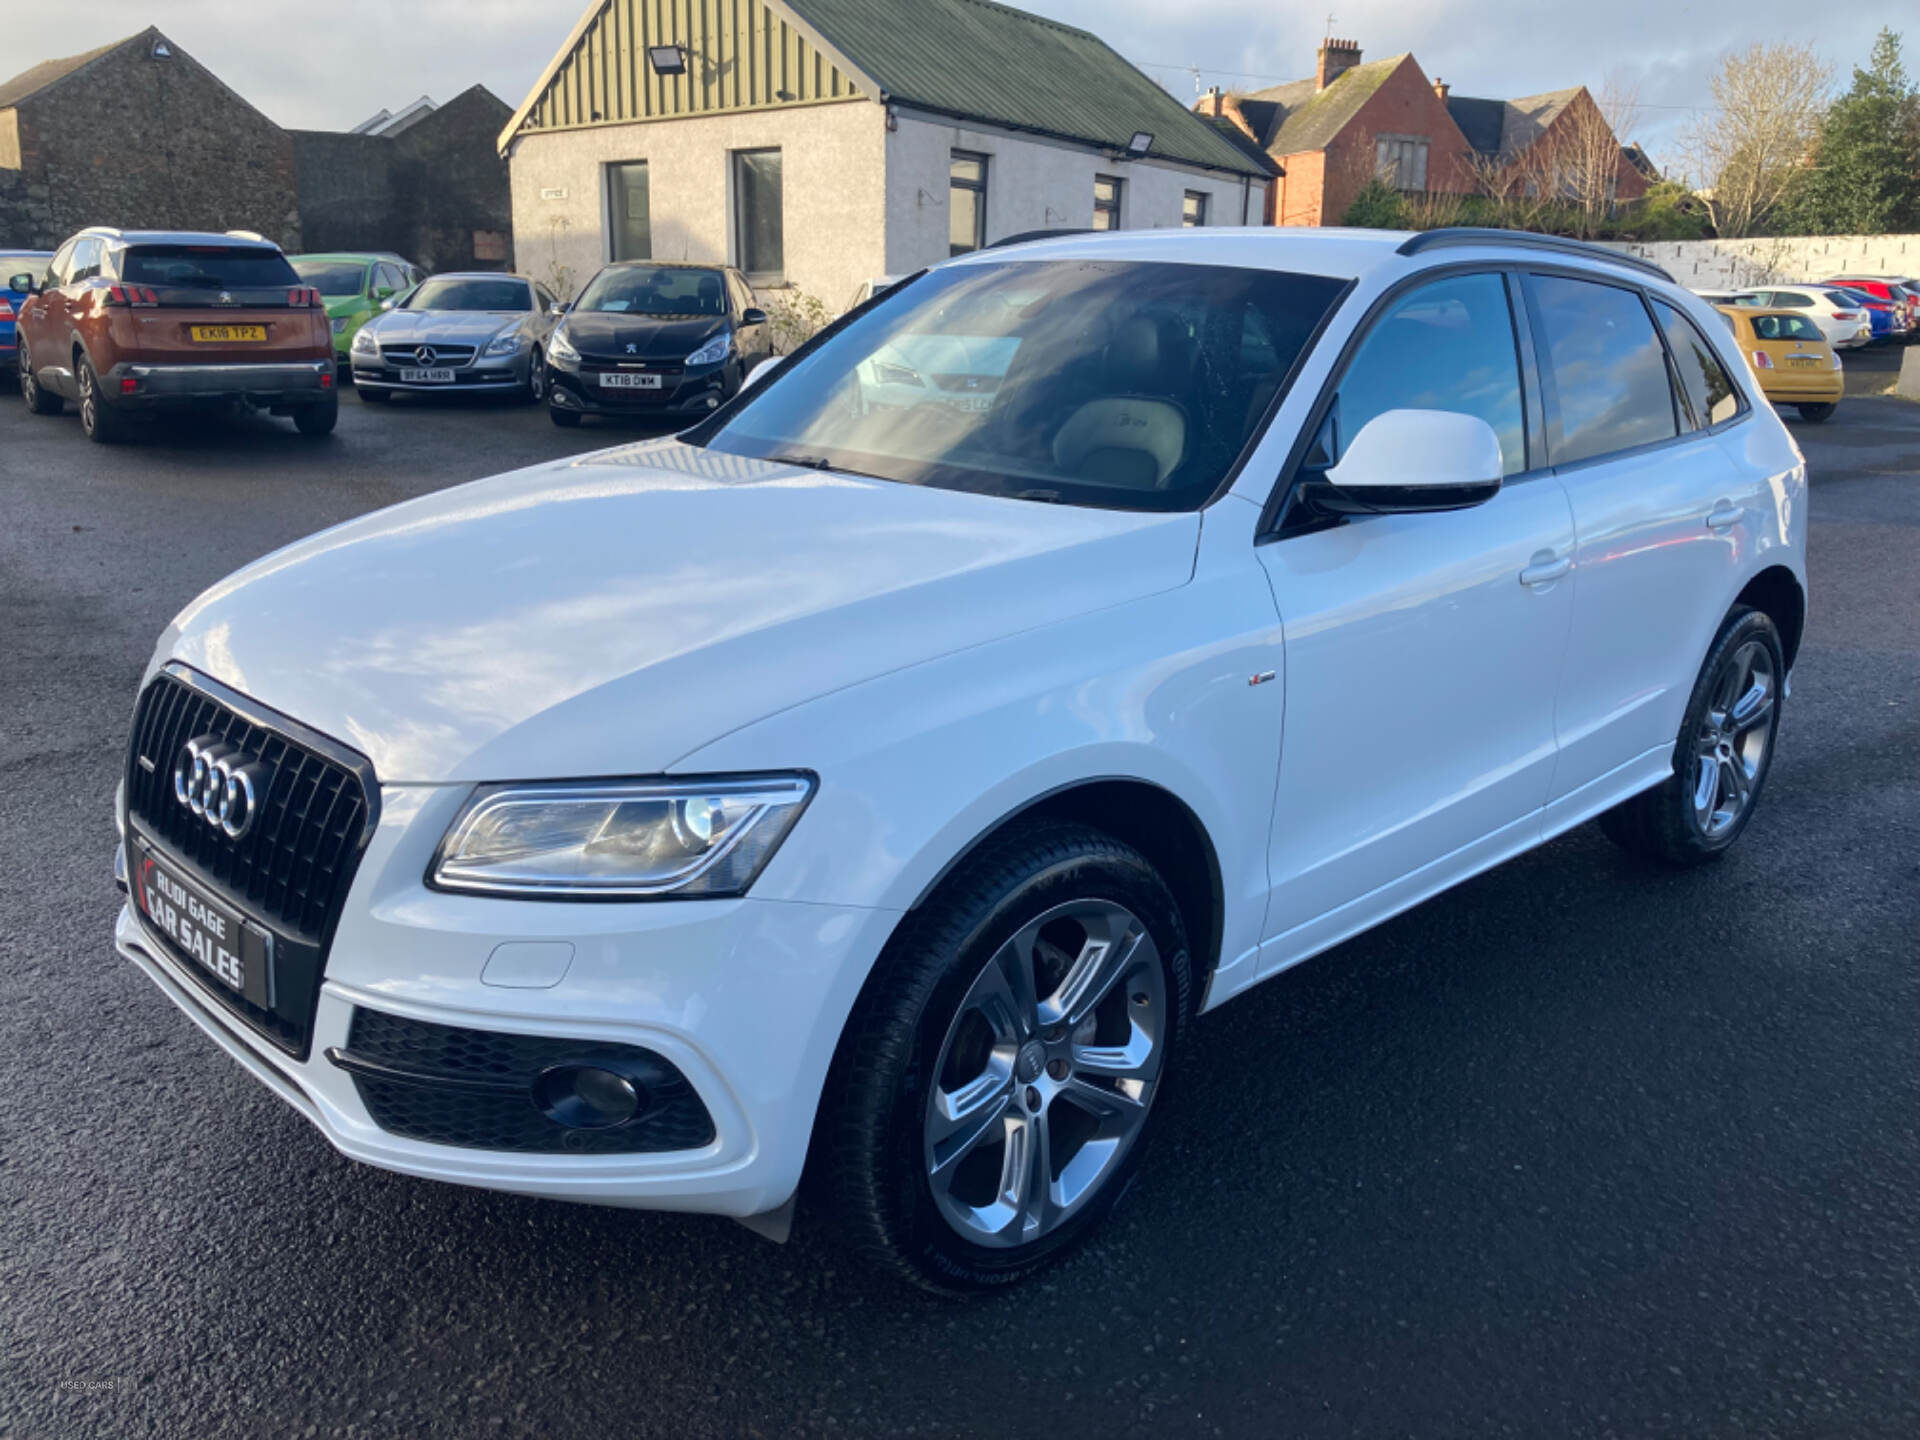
[379,296,397,311]
[742,356,782,393]
[8,273,35,295]
[1305,409,1503,515]
[740,307,768,327]
[548,300,568,318]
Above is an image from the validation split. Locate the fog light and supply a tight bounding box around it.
[533,1063,644,1129]
[705,395,720,408]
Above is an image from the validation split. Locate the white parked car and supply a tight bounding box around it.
[1718,285,1874,349]
[115,228,1807,1291]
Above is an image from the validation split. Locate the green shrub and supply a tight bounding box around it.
[1341,178,1408,229]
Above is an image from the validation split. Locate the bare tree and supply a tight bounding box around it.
[1679,43,1831,237]
[1557,78,1643,236]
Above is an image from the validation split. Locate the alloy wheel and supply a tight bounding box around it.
[1692,638,1775,838]
[79,362,97,432]
[924,898,1166,1249]
[18,342,36,405]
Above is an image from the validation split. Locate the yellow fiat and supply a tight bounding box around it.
[1713,304,1844,423]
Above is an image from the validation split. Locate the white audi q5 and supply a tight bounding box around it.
[115,228,1807,1291]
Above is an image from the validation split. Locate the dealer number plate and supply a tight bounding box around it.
[132,837,274,1008]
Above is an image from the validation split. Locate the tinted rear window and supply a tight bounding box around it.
[1528,274,1677,466]
[1751,313,1824,344]
[690,259,1349,512]
[1654,301,1739,430]
[121,246,298,289]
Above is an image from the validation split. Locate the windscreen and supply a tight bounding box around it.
[404,277,531,312]
[121,246,299,289]
[576,266,729,316]
[292,260,368,296]
[690,259,1348,511]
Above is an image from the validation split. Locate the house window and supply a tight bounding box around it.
[1374,135,1429,192]
[732,148,784,283]
[1182,191,1209,227]
[607,161,652,261]
[950,150,988,255]
[1093,174,1123,230]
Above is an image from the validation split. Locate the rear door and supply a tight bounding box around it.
[1531,274,1752,810]
[1256,269,1577,955]
[117,244,323,364]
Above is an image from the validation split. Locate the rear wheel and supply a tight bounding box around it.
[77,357,126,444]
[1795,402,1835,422]
[293,394,339,436]
[18,340,63,415]
[1600,606,1784,866]
[813,821,1191,1292]
[549,406,582,428]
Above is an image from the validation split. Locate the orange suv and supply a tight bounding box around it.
[11,227,337,442]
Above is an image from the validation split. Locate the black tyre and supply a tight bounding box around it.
[523,351,547,404]
[549,406,582,428]
[813,821,1193,1293]
[77,357,126,444]
[357,386,392,404]
[18,340,63,415]
[1795,402,1835,423]
[1600,606,1785,866]
[292,394,339,436]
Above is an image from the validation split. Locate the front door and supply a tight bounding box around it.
[1256,270,1575,965]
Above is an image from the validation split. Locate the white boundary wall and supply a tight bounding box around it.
[1601,235,1920,290]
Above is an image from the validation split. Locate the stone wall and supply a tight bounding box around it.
[292,87,512,271]
[2,37,300,249]
[1604,235,1920,289]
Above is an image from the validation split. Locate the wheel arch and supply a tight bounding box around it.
[1736,564,1806,670]
[898,776,1226,1006]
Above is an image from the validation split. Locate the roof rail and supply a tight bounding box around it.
[1396,228,1673,282]
[989,228,1093,250]
[225,229,270,243]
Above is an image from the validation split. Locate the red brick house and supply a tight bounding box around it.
[1198,40,1647,227]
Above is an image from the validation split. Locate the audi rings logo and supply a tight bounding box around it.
[173,736,267,839]
[414,345,438,366]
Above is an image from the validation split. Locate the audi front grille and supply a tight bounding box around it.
[124,667,378,1057]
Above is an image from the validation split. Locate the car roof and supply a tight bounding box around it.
[602,260,730,270]
[416,271,537,282]
[943,225,1672,288]
[291,252,400,264]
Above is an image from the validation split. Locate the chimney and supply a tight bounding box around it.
[1433,78,1450,102]
[1201,85,1225,118]
[1316,38,1361,91]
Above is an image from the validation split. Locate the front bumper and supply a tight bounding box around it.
[548,363,730,418]
[113,783,897,1218]
[350,359,525,393]
[106,359,333,409]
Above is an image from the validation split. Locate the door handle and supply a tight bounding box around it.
[1706,501,1745,530]
[1519,552,1572,587]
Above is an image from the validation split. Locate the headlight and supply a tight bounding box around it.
[547,325,580,364]
[330,316,349,334]
[485,330,525,357]
[430,774,814,898]
[350,326,379,355]
[686,331,733,367]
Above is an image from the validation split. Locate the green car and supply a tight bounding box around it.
[289,253,426,364]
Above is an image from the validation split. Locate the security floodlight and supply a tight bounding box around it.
[150,38,174,60]
[647,45,687,76]
[1126,131,1153,156]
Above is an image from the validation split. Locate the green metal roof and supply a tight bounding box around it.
[786,0,1273,177]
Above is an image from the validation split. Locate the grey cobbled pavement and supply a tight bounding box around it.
[1,384,1915,1439]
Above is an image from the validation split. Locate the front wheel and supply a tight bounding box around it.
[19,340,64,415]
[1600,606,1784,866]
[813,821,1192,1292]
[1795,402,1836,423]
[523,351,547,404]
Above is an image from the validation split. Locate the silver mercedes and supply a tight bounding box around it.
[348,272,561,403]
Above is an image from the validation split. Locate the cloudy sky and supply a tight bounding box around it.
[8,0,1909,168]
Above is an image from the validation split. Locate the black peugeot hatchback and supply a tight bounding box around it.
[545,261,774,427]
